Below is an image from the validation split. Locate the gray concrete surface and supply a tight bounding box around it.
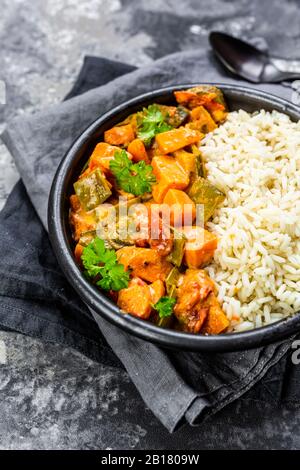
[1,0,300,450]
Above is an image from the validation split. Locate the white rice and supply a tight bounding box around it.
[201,109,300,331]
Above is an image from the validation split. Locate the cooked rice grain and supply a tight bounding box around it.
[201,109,300,331]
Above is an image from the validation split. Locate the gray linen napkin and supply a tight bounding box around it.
[2,49,296,432]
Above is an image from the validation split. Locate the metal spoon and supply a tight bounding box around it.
[209,31,300,83]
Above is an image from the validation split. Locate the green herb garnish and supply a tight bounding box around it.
[137,104,172,146]
[109,149,156,196]
[81,237,130,291]
[153,297,176,318]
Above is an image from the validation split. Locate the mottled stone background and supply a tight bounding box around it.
[1,0,300,450]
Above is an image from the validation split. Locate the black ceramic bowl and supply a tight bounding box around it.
[48,83,300,352]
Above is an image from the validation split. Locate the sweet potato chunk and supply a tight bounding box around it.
[174,269,215,333]
[155,127,203,154]
[118,279,152,319]
[151,155,189,203]
[182,226,218,268]
[104,124,135,146]
[127,138,149,163]
[69,194,96,241]
[173,150,196,176]
[116,246,172,282]
[189,106,217,133]
[174,90,217,109]
[149,279,165,304]
[163,189,196,227]
[89,142,131,174]
[201,293,229,335]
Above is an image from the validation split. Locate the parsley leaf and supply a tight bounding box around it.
[137,104,173,146]
[110,149,156,196]
[153,297,176,318]
[81,237,130,291]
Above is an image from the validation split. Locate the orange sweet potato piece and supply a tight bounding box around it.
[201,293,229,335]
[173,150,196,177]
[104,124,135,146]
[155,126,203,154]
[127,138,150,163]
[174,90,217,108]
[189,106,217,133]
[69,194,96,241]
[151,156,189,203]
[163,189,196,227]
[116,246,172,282]
[149,279,165,305]
[118,279,152,319]
[182,226,218,268]
[89,142,132,174]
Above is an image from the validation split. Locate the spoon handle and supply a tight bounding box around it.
[271,58,300,75]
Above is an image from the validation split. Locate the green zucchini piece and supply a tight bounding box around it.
[188,177,225,223]
[74,168,112,211]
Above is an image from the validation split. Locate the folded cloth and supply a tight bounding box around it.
[1,51,298,432]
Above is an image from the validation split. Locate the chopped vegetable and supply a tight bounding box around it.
[159,104,189,128]
[104,124,135,146]
[69,195,97,241]
[81,237,130,291]
[174,85,226,109]
[167,236,186,267]
[182,226,218,269]
[116,246,172,282]
[118,279,152,319]
[89,142,132,174]
[163,188,196,227]
[191,146,207,179]
[127,138,150,163]
[165,266,180,298]
[173,149,197,177]
[188,177,225,223]
[174,269,215,333]
[201,293,230,334]
[74,168,112,211]
[151,155,189,203]
[155,126,203,154]
[149,279,165,304]
[137,104,172,146]
[188,105,217,133]
[153,297,176,318]
[70,85,231,334]
[110,149,156,196]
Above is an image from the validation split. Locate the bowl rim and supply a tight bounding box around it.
[48,82,300,352]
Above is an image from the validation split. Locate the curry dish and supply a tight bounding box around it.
[69,86,230,335]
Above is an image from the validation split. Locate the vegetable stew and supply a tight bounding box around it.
[69,86,230,335]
